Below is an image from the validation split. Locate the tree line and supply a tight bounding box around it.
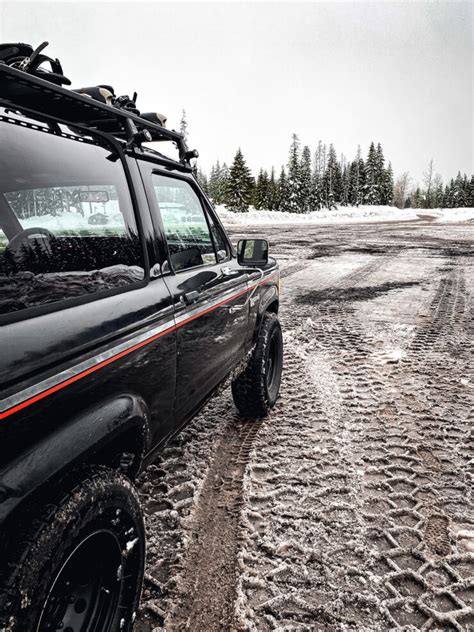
[398,162,473,210]
[194,133,473,213]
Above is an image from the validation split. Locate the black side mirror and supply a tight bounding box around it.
[237,239,269,267]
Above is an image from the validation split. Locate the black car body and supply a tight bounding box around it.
[0,109,280,513]
[0,61,281,630]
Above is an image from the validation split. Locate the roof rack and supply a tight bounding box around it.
[0,63,198,170]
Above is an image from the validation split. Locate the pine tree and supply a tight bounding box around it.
[381,162,394,205]
[375,143,386,203]
[348,146,364,206]
[443,183,452,208]
[300,146,312,213]
[468,175,474,207]
[179,109,189,142]
[412,187,422,209]
[333,154,343,205]
[322,144,338,210]
[287,133,304,212]
[363,142,379,205]
[196,168,208,194]
[226,149,254,213]
[254,169,270,210]
[462,174,471,207]
[453,171,466,207]
[341,157,350,207]
[277,166,290,212]
[208,161,230,205]
[311,142,325,211]
[432,174,444,208]
[267,167,279,211]
[219,163,230,204]
[208,162,219,202]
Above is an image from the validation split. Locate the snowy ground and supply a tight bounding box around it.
[216,205,474,226]
[136,216,473,631]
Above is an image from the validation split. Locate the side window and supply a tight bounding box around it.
[0,119,145,317]
[206,212,229,261]
[152,174,217,272]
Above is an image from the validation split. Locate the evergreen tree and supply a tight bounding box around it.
[363,142,379,205]
[208,160,230,205]
[462,174,470,207]
[411,187,422,209]
[453,171,466,207]
[381,162,394,205]
[287,133,304,212]
[208,162,219,202]
[277,166,290,212]
[432,174,444,208]
[348,146,364,206]
[322,144,338,209]
[267,167,279,211]
[311,142,325,211]
[207,162,228,205]
[375,143,386,202]
[468,175,474,207]
[333,153,343,205]
[226,149,254,213]
[444,182,453,208]
[196,168,208,194]
[219,163,230,204]
[254,169,270,210]
[341,157,350,207]
[179,109,189,142]
[300,145,312,213]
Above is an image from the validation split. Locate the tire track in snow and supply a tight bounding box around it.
[164,417,264,631]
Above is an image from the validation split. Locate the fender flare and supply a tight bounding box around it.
[0,394,151,524]
[253,283,279,343]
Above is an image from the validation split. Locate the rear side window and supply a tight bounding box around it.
[0,118,145,317]
[152,174,217,271]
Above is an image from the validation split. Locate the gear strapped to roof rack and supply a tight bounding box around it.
[0,41,199,170]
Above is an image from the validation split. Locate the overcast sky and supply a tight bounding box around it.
[1,1,472,184]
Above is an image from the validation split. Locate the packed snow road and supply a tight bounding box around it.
[136,219,473,631]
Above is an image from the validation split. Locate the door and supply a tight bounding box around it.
[143,169,249,424]
[0,117,177,467]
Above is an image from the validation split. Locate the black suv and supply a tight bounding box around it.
[0,52,282,631]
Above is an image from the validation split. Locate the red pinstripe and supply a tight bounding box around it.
[0,276,273,421]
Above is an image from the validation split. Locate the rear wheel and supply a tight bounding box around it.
[232,312,283,418]
[0,466,145,632]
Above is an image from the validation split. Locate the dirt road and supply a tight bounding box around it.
[137,220,473,631]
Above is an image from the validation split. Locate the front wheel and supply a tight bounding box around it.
[0,466,145,632]
[232,312,283,418]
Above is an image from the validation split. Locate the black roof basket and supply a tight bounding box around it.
[0,63,198,170]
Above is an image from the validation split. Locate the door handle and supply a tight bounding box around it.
[180,290,200,305]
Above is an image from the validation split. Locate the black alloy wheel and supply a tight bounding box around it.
[232,312,283,417]
[0,467,145,632]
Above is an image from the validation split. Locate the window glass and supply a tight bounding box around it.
[207,212,229,260]
[0,117,145,316]
[152,174,216,271]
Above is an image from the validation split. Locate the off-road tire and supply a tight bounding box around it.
[232,312,283,418]
[0,466,145,632]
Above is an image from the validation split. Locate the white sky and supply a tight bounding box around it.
[1,1,472,185]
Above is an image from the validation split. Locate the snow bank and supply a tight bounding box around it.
[18,205,473,233]
[215,205,474,226]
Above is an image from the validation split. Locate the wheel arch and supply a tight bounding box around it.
[252,283,279,345]
[0,394,151,535]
